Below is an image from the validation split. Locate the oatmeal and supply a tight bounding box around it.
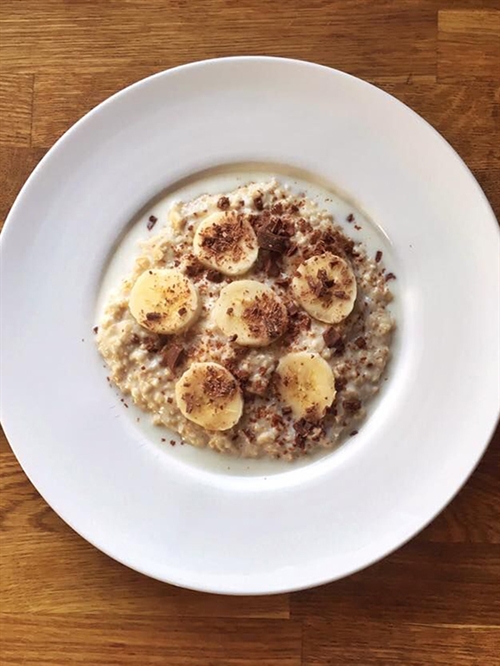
[96,179,395,460]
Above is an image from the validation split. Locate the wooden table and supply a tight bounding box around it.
[1,2,499,664]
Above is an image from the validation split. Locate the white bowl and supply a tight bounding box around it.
[1,57,499,594]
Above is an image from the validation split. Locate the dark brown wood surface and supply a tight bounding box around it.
[1,2,499,664]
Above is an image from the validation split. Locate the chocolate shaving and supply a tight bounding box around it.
[327,404,337,417]
[293,417,325,448]
[200,212,252,264]
[287,310,311,337]
[333,340,345,355]
[343,398,361,413]
[315,269,336,299]
[385,272,396,281]
[144,338,160,353]
[335,376,347,392]
[354,336,367,349]
[185,259,205,277]
[93,326,98,334]
[244,379,270,397]
[254,196,264,211]
[341,237,356,257]
[217,196,230,210]
[206,269,224,283]
[203,365,237,399]
[322,230,337,246]
[323,327,345,354]
[147,215,158,231]
[258,249,282,277]
[317,229,356,258]
[346,213,355,223]
[146,312,162,321]
[323,327,340,347]
[242,292,288,341]
[375,250,383,263]
[269,215,294,237]
[294,418,316,437]
[275,276,291,287]
[257,228,289,253]
[298,217,312,234]
[183,391,196,414]
[307,275,322,298]
[224,359,249,385]
[161,343,185,372]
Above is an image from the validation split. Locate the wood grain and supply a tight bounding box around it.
[438,9,500,81]
[0,615,302,665]
[1,1,499,664]
[0,0,438,79]
[291,541,500,625]
[0,74,33,146]
[303,620,500,665]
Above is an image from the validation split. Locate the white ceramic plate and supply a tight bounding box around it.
[1,57,499,595]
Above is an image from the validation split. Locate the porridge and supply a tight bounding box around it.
[96,179,395,460]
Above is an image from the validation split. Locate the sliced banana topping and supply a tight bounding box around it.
[175,362,243,431]
[193,211,258,276]
[276,351,336,420]
[213,280,288,347]
[292,252,357,324]
[129,268,199,335]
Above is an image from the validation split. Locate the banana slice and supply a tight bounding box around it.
[193,211,258,276]
[175,362,243,431]
[213,280,288,346]
[276,351,336,420]
[292,252,357,324]
[129,268,199,334]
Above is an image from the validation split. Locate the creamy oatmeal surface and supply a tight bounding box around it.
[96,180,395,460]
